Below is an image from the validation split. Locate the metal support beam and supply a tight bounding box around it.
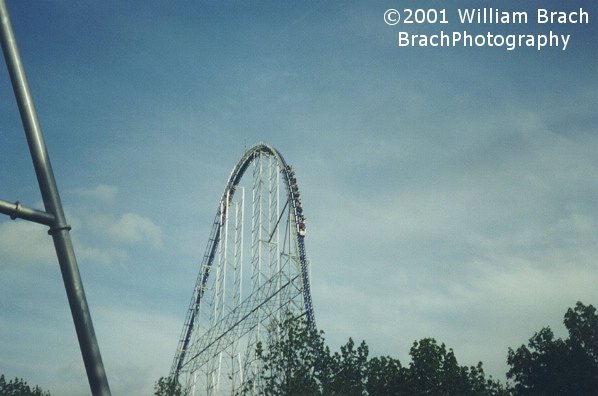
[0,1,111,395]
[0,199,55,225]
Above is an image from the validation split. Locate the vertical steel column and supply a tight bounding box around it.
[0,1,111,395]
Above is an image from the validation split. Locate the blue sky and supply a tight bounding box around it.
[0,1,597,394]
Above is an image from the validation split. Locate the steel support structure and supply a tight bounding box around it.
[0,1,111,395]
[171,144,318,395]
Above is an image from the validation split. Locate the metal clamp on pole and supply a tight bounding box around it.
[0,1,111,395]
[10,200,20,219]
[47,223,73,235]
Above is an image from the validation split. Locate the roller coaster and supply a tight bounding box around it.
[170,144,318,394]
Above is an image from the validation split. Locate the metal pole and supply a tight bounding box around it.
[0,1,111,395]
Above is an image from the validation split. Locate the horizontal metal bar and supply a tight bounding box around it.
[0,198,55,225]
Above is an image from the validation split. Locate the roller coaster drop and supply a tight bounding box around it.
[170,144,318,394]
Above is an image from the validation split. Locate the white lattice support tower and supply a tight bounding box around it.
[170,144,318,395]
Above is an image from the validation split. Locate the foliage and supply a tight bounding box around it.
[242,313,324,395]
[323,338,369,395]
[507,301,598,395]
[466,362,509,396]
[365,355,404,395]
[404,338,506,396]
[158,302,597,395]
[0,374,50,396]
[154,376,186,396]
[248,312,505,395]
[405,338,463,394]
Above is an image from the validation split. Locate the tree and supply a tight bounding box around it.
[246,313,324,396]
[406,338,458,394]
[0,374,50,396]
[564,301,598,367]
[365,355,405,395]
[161,312,507,395]
[248,316,506,396]
[507,301,598,395]
[404,338,504,396]
[465,362,509,396]
[154,376,186,396]
[323,338,369,395]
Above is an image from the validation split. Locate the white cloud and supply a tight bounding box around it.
[76,210,163,250]
[0,220,55,267]
[0,192,163,269]
[108,213,163,249]
[58,185,166,262]
[0,211,138,268]
[93,304,181,395]
[72,184,119,203]
[75,244,128,266]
